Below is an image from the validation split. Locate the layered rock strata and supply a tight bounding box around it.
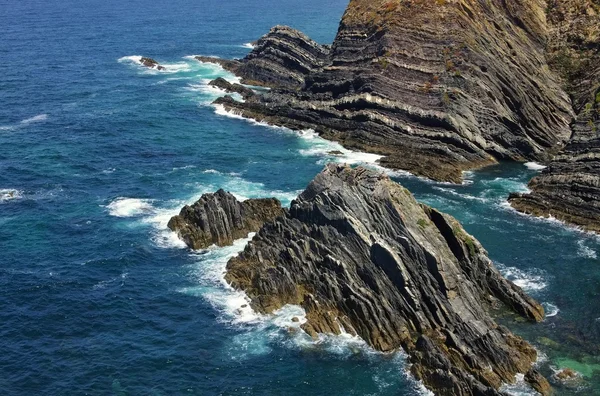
[203,0,574,183]
[167,189,284,250]
[225,164,547,395]
[509,1,600,232]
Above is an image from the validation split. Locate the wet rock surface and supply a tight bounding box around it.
[140,57,165,71]
[167,189,284,250]
[208,77,255,99]
[225,164,547,395]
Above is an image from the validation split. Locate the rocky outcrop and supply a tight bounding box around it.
[509,1,600,232]
[234,25,331,89]
[197,26,331,89]
[209,77,254,99]
[167,189,284,250]
[140,57,165,71]
[226,164,547,395]
[208,0,575,183]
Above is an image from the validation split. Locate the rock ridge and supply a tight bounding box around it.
[225,164,548,395]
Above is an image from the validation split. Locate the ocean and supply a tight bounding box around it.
[1,0,599,394]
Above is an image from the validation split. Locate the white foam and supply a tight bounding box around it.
[92,272,129,290]
[496,263,548,292]
[20,114,48,124]
[500,373,537,396]
[577,240,597,259]
[524,162,547,171]
[543,302,559,318]
[118,55,143,65]
[432,186,488,202]
[119,55,199,75]
[214,106,385,167]
[106,197,154,217]
[241,42,256,49]
[0,189,23,202]
[0,114,48,131]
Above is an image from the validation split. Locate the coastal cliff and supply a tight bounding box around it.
[202,0,575,183]
[508,0,600,232]
[224,164,548,395]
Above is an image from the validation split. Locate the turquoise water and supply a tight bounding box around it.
[1,0,599,394]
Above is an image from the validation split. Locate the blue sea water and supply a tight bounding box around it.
[1,0,599,394]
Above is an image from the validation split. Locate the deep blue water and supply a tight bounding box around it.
[1,1,599,395]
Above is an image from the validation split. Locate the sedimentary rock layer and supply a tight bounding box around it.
[167,189,284,250]
[509,0,600,232]
[226,164,547,395]
[206,0,574,182]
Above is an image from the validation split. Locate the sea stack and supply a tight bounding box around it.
[225,164,548,395]
[167,189,284,250]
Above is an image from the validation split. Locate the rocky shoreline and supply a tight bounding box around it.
[193,0,599,233]
[169,165,549,395]
[161,0,600,394]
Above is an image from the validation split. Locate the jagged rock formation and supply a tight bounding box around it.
[198,26,330,89]
[140,57,165,71]
[509,1,600,232]
[234,25,331,89]
[226,164,548,395]
[205,0,575,183]
[167,189,284,250]
[209,77,255,99]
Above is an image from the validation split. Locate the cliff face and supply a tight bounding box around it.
[209,0,574,183]
[226,164,547,395]
[167,189,284,250]
[508,0,600,232]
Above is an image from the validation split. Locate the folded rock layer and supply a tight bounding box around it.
[225,164,547,395]
[206,0,574,183]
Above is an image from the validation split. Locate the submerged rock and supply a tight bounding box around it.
[208,77,254,99]
[225,164,547,395]
[140,57,165,71]
[167,189,284,250]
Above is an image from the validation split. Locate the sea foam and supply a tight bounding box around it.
[524,162,547,171]
[107,197,154,217]
[0,189,23,202]
[496,263,548,292]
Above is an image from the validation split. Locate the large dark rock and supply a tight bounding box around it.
[225,164,548,395]
[167,189,285,250]
[209,77,255,99]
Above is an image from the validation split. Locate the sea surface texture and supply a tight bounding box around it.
[1,0,599,394]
